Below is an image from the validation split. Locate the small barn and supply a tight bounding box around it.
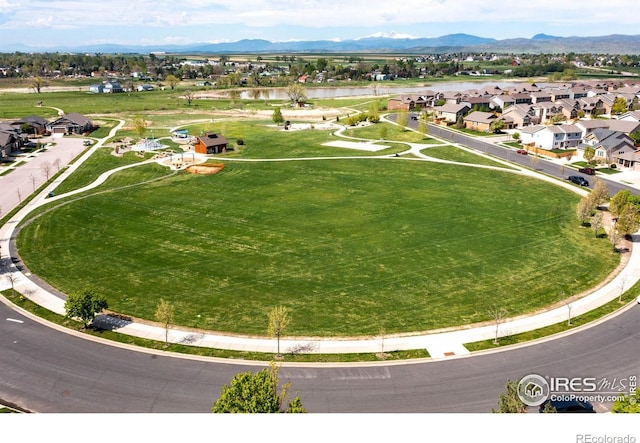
[194,132,228,154]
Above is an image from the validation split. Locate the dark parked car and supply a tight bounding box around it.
[516,149,528,155]
[578,167,596,175]
[539,399,595,413]
[568,175,589,186]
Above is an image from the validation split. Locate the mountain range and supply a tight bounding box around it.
[3,33,640,55]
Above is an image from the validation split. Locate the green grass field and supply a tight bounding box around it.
[18,150,618,337]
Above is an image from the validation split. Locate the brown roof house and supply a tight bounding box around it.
[194,132,228,154]
[47,113,94,135]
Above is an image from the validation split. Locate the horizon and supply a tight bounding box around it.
[1,1,639,51]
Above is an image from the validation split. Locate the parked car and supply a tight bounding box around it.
[539,399,595,413]
[516,149,528,155]
[568,176,589,186]
[578,167,596,175]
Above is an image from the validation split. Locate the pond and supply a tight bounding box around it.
[238,80,529,100]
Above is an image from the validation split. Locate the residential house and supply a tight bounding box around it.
[490,94,515,110]
[608,119,640,136]
[88,84,104,93]
[11,115,49,135]
[194,132,228,154]
[577,96,605,117]
[502,104,540,128]
[619,110,640,122]
[136,84,154,92]
[575,119,610,139]
[462,111,513,132]
[530,91,552,103]
[584,129,636,165]
[103,81,123,93]
[434,103,470,123]
[511,93,533,105]
[520,124,582,150]
[0,125,21,157]
[47,113,94,135]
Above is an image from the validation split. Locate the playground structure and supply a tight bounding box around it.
[132,138,165,152]
[157,151,203,170]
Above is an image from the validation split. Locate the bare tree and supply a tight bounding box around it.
[40,161,52,181]
[529,154,540,170]
[562,292,573,326]
[619,276,627,303]
[53,158,62,172]
[29,173,37,192]
[4,272,18,297]
[183,90,195,106]
[489,306,508,345]
[17,188,22,203]
[609,227,622,252]
[286,83,307,104]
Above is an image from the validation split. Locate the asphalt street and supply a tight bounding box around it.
[0,299,638,413]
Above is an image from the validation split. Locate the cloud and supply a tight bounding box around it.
[1,0,639,44]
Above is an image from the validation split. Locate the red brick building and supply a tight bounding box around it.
[194,132,228,154]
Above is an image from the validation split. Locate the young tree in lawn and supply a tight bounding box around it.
[609,190,632,218]
[576,196,592,226]
[155,298,175,346]
[616,202,640,238]
[64,289,108,329]
[396,110,409,130]
[133,115,148,140]
[590,178,609,210]
[591,211,604,238]
[40,161,52,181]
[272,107,284,125]
[267,305,290,358]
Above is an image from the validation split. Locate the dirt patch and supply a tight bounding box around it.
[186,163,225,175]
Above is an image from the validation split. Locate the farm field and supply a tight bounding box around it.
[17,137,618,336]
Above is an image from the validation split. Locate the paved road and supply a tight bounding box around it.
[398,114,638,197]
[0,299,637,412]
[0,137,88,217]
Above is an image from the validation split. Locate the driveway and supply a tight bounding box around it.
[0,136,88,217]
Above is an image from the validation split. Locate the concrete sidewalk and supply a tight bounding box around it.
[1,123,640,359]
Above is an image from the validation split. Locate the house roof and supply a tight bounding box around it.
[463,111,496,124]
[436,103,469,113]
[197,132,228,148]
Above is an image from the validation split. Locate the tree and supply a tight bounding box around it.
[40,161,52,181]
[396,110,408,130]
[590,178,609,209]
[609,190,632,218]
[583,146,596,164]
[512,132,521,143]
[611,96,628,115]
[155,299,175,346]
[272,107,284,125]
[183,90,195,106]
[489,306,508,345]
[616,202,640,238]
[591,211,604,238]
[576,196,592,226]
[64,289,108,329]
[165,74,180,90]
[31,76,46,93]
[492,379,527,413]
[133,115,147,139]
[612,390,640,413]
[267,305,290,357]
[212,362,306,413]
[489,118,504,134]
[286,83,306,104]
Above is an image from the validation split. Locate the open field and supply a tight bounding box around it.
[17,146,618,336]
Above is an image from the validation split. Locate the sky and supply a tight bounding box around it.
[1,0,639,50]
